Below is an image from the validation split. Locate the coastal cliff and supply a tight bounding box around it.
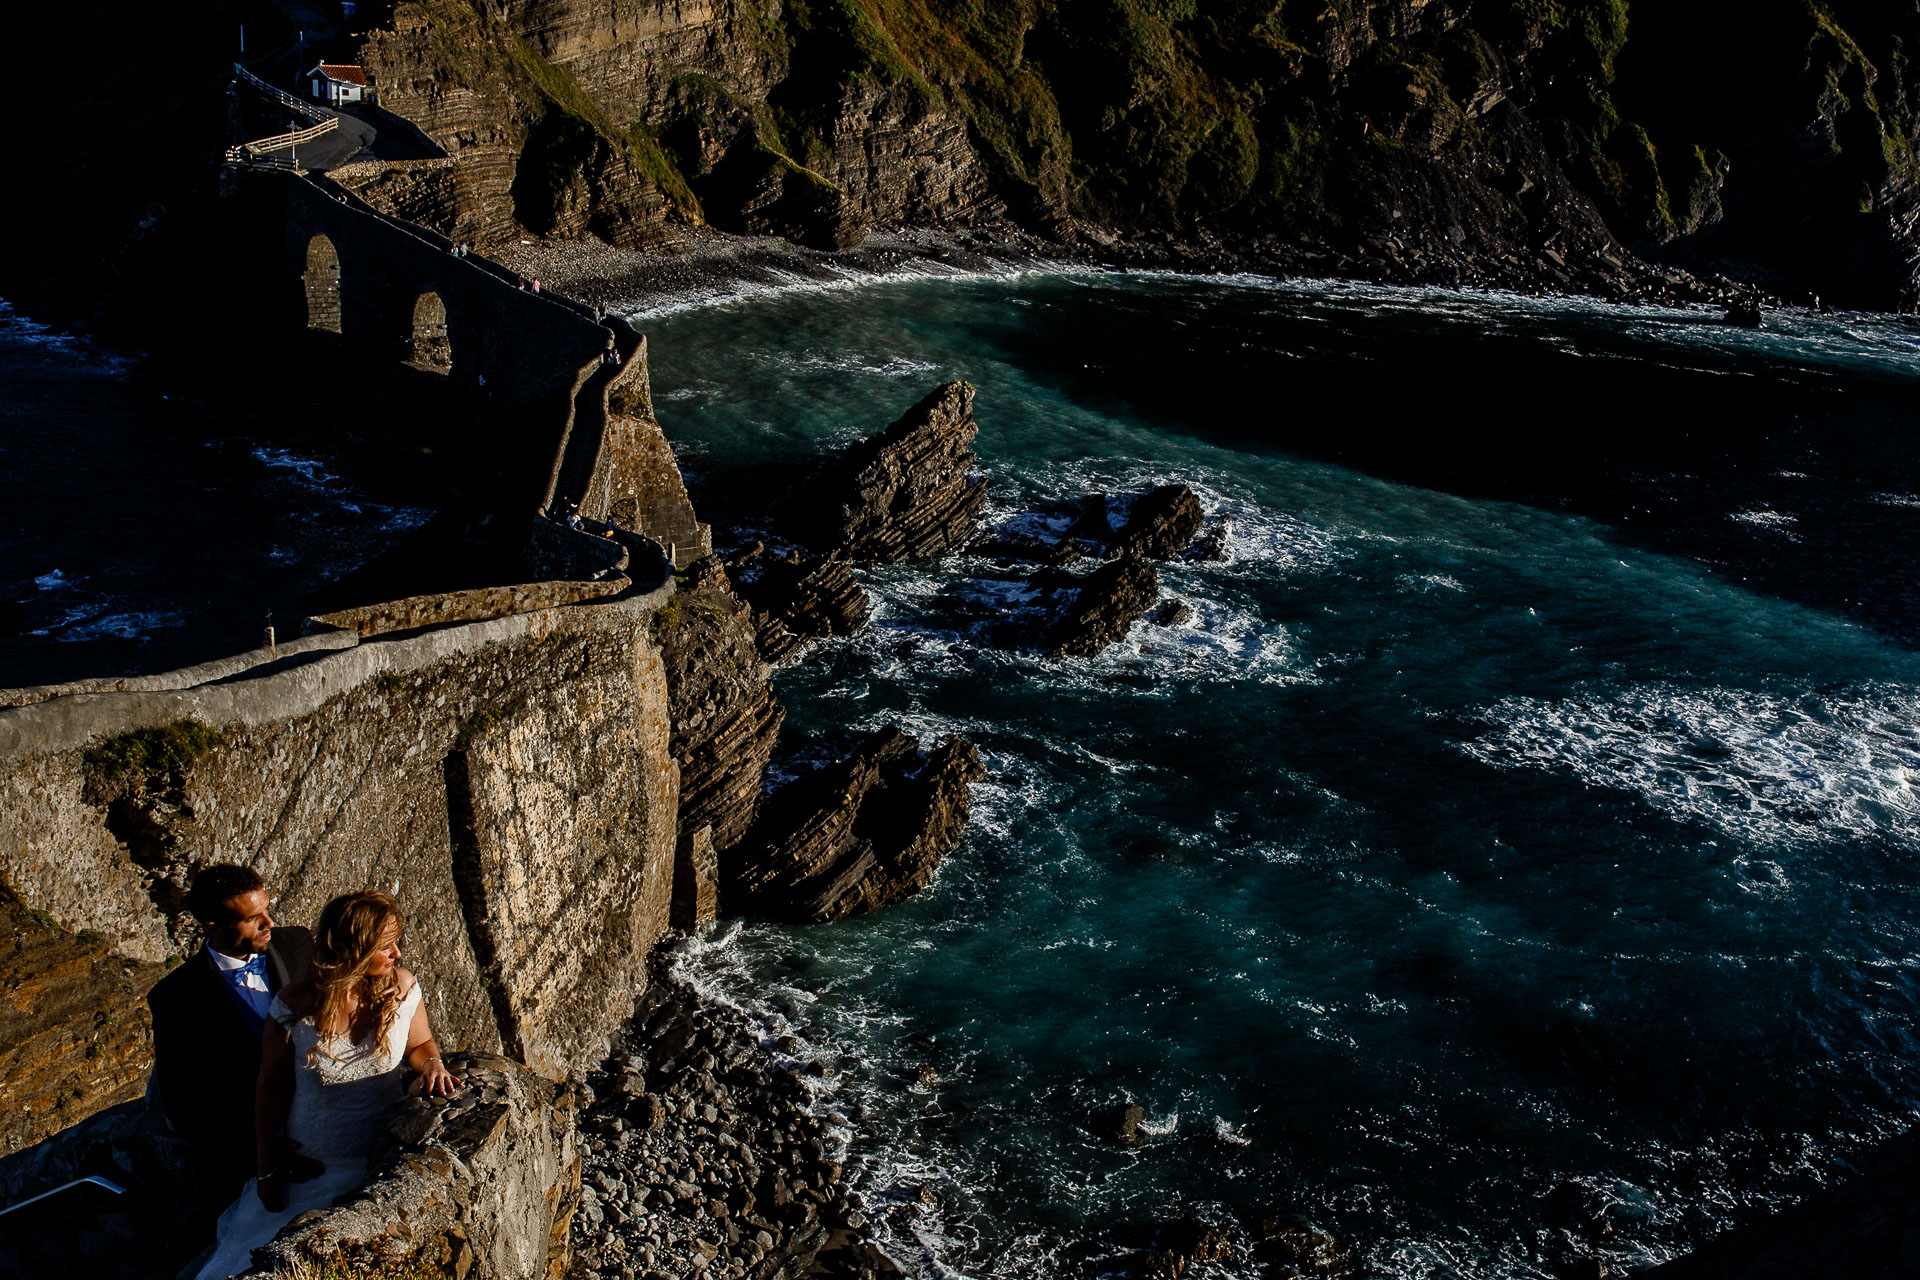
[11,1,1920,319]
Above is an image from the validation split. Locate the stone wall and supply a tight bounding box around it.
[313,577,628,638]
[581,336,713,567]
[0,581,677,1087]
[243,1052,583,1280]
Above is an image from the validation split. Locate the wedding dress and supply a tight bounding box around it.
[192,983,422,1280]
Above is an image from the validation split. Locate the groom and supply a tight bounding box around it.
[147,864,314,1213]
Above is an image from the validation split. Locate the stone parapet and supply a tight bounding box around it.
[312,577,629,638]
[241,1052,582,1280]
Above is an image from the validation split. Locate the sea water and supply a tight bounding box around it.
[634,273,1920,1277]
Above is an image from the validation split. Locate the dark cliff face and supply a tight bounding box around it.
[331,0,1920,308]
[7,2,1920,314]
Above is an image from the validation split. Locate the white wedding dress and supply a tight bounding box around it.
[193,984,422,1280]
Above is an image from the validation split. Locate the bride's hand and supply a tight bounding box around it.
[420,1058,462,1097]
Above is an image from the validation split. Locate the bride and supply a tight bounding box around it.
[194,890,461,1280]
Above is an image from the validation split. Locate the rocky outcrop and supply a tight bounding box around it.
[241,1052,581,1280]
[572,965,903,1280]
[653,557,785,852]
[0,893,166,1157]
[722,542,872,663]
[796,382,987,564]
[974,485,1204,566]
[724,726,985,923]
[1029,552,1160,658]
[1113,485,1204,560]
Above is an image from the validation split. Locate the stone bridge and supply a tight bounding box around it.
[247,171,707,561]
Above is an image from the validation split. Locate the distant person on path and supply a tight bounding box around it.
[147,866,315,1220]
[530,278,540,294]
[191,891,460,1280]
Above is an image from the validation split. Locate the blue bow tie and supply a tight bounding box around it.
[227,954,266,980]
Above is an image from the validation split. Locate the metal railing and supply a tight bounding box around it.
[0,1175,124,1219]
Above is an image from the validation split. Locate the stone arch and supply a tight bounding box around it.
[408,291,452,374]
[304,235,341,332]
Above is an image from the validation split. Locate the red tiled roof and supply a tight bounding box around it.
[316,63,369,86]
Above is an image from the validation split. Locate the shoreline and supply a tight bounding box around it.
[488,222,1769,323]
[571,945,899,1280]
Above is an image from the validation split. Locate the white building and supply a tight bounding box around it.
[304,63,369,106]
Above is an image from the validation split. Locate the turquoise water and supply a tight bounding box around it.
[637,273,1920,1277]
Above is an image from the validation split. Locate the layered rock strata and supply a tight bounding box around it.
[1029,552,1161,659]
[0,892,166,1157]
[725,726,986,923]
[974,484,1204,567]
[722,543,871,664]
[571,965,902,1280]
[797,382,987,564]
[653,557,786,852]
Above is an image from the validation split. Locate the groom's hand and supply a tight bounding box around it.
[257,1172,288,1212]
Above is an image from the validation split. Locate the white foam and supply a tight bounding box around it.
[1464,682,1920,850]
[1728,508,1800,540]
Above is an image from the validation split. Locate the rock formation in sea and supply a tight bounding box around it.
[722,543,871,664]
[1026,551,1162,658]
[721,380,987,665]
[794,381,988,565]
[724,726,987,923]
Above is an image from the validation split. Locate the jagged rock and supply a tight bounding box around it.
[724,726,985,922]
[1113,485,1204,560]
[1107,1103,1148,1145]
[799,382,987,564]
[1187,517,1233,563]
[970,532,1086,566]
[1033,553,1159,657]
[972,485,1204,568]
[1134,1215,1236,1279]
[653,557,786,851]
[1147,599,1192,628]
[1250,1214,1357,1277]
[723,542,871,663]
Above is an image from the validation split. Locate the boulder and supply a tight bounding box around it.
[1112,485,1204,560]
[798,382,988,564]
[1147,599,1192,628]
[724,726,985,922]
[1033,552,1159,657]
[1107,1102,1148,1145]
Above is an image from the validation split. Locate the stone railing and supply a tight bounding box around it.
[241,1054,582,1280]
[311,578,630,639]
[0,1056,581,1280]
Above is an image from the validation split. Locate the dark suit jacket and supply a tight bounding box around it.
[146,927,312,1187]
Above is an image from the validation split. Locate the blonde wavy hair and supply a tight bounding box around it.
[308,890,404,1064]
